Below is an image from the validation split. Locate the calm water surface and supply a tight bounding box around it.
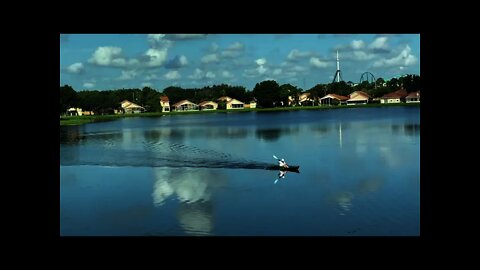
[60,106,420,236]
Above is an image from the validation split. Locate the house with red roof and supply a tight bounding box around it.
[380,89,408,104]
[160,96,170,112]
[319,93,349,106]
[406,91,420,103]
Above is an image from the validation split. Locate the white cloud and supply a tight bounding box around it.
[210,43,219,52]
[255,58,267,65]
[145,73,159,81]
[283,71,297,77]
[221,50,243,58]
[164,70,181,80]
[273,68,282,75]
[287,49,313,61]
[147,34,172,49]
[369,37,389,50]
[201,53,219,64]
[144,48,168,67]
[222,71,234,78]
[256,65,267,75]
[352,51,375,60]
[141,82,153,87]
[227,42,245,51]
[205,71,216,79]
[83,82,95,88]
[373,45,417,67]
[291,65,308,72]
[89,46,124,66]
[88,46,139,68]
[166,55,188,69]
[66,62,84,74]
[189,68,205,80]
[118,70,137,80]
[310,57,329,68]
[165,34,208,40]
[351,40,365,49]
[147,34,166,42]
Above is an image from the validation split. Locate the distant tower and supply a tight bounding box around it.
[332,50,343,83]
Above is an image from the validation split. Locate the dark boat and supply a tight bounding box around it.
[266,165,300,173]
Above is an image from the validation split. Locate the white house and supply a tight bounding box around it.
[319,94,349,106]
[346,91,370,105]
[160,96,170,112]
[380,89,408,104]
[172,100,198,111]
[299,92,314,106]
[120,100,145,113]
[198,101,218,110]
[226,98,245,109]
[405,91,420,103]
[67,107,82,116]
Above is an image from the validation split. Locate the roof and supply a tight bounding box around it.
[123,103,144,110]
[198,101,218,106]
[320,94,349,101]
[121,100,143,109]
[350,91,370,98]
[160,96,169,102]
[217,96,232,101]
[406,91,421,98]
[172,100,197,107]
[381,89,408,99]
[226,98,244,104]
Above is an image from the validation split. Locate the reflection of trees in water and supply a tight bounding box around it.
[310,125,331,134]
[60,125,85,144]
[404,124,420,137]
[152,168,226,236]
[143,127,249,141]
[255,127,300,141]
[391,123,420,137]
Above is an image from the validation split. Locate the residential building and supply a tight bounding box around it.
[319,94,349,106]
[380,89,408,104]
[160,96,170,112]
[405,91,421,103]
[198,101,218,110]
[172,100,198,111]
[346,91,370,105]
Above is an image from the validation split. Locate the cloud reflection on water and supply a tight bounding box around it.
[152,167,226,236]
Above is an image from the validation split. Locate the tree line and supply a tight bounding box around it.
[60,74,420,115]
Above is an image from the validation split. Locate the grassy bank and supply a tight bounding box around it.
[60,102,420,126]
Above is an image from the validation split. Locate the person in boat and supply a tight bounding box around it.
[278,158,289,168]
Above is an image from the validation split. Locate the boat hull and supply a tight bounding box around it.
[266,165,300,172]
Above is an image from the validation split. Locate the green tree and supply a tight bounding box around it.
[60,85,78,114]
[279,83,300,106]
[252,80,281,108]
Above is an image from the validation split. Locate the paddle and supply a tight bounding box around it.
[273,155,279,160]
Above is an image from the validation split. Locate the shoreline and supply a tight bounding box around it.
[60,103,420,126]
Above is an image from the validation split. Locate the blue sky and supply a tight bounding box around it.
[60,34,420,91]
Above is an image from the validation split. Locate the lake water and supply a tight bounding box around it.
[60,106,420,236]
